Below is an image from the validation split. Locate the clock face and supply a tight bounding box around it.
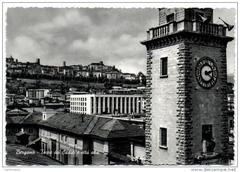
[195,57,218,89]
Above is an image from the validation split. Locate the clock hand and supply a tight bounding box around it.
[205,70,213,76]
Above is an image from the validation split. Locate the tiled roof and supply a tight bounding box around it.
[6,111,42,125]
[101,120,125,131]
[7,110,144,140]
[90,117,144,139]
[39,112,144,140]
[6,116,26,124]
[6,108,29,116]
[39,112,93,135]
[21,112,42,125]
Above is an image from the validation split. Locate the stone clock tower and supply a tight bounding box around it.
[141,8,233,165]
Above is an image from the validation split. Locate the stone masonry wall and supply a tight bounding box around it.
[144,50,153,164]
[143,32,232,165]
[190,44,229,162]
[146,44,179,165]
[176,42,193,164]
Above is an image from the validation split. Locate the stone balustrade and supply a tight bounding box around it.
[146,21,226,40]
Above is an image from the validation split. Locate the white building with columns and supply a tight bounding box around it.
[70,94,144,115]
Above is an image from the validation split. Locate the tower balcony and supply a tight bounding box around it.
[146,21,226,41]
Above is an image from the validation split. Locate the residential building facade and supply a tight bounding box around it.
[39,112,145,165]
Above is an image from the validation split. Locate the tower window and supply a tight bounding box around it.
[160,57,168,77]
[202,125,212,141]
[159,127,167,148]
[166,13,174,23]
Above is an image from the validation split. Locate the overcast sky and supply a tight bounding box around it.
[6,8,235,75]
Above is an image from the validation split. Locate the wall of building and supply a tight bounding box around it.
[26,89,50,100]
[40,128,85,164]
[145,38,230,164]
[92,140,109,165]
[190,44,228,155]
[39,128,109,165]
[133,143,145,160]
[70,95,92,114]
[149,44,179,165]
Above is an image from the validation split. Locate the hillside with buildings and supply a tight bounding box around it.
[6,56,146,84]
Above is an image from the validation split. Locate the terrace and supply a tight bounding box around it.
[146,20,227,41]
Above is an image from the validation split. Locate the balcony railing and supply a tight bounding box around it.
[193,22,226,36]
[147,24,170,40]
[146,21,226,40]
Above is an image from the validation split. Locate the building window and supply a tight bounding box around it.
[166,13,174,23]
[202,124,215,153]
[229,120,234,129]
[160,57,168,78]
[159,128,167,148]
[122,97,125,113]
[96,97,99,114]
[109,97,112,113]
[105,98,108,113]
[202,125,212,141]
[91,97,94,114]
[126,97,129,114]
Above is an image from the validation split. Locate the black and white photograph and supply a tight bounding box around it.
[1,1,238,169]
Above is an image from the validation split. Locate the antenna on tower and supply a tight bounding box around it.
[219,17,234,31]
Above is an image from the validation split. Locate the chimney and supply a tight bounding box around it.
[42,108,56,121]
[63,61,66,67]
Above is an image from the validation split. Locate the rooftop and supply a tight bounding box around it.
[6,108,29,116]
[70,93,144,97]
[39,112,144,140]
[96,114,145,123]
[6,111,42,125]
